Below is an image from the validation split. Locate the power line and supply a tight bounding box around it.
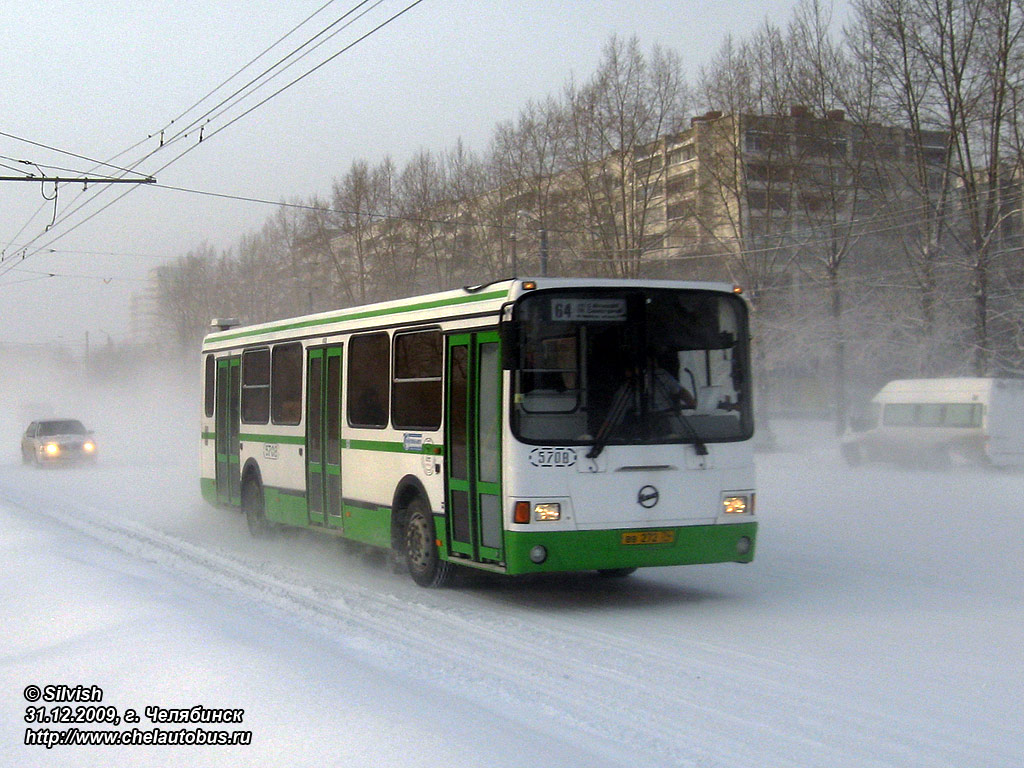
[37,247,172,260]
[0,266,149,284]
[158,0,383,154]
[42,0,356,182]
[0,130,149,177]
[158,0,349,137]
[0,154,135,180]
[0,0,430,279]
[0,1,379,258]
[150,0,428,166]
[0,175,155,184]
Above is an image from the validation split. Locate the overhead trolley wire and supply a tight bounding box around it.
[3,0,373,256]
[157,0,348,138]
[2,2,359,260]
[0,130,150,179]
[50,0,352,174]
[151,0,425,163]
[156,0,383,155]
[0,0,430,281]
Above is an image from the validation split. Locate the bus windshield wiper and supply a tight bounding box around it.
[650,372,709,456]
[587,381,634,459]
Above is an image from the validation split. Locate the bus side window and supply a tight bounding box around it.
[348,332,390,428]
[271,342,303,425]
[392,330,442,430]
[241,348,271,424]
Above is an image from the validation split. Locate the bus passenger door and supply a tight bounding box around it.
[446,332,504,564]
[215,356,241,506]
[306,346,344,528]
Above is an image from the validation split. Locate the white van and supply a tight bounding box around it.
[842,378,1024,468]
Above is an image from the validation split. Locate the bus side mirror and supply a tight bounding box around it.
[500,320,520,370]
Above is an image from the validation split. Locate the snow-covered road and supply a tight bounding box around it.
[1,412,1021,767]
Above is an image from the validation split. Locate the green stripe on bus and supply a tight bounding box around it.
[204,432,443,454]
[239,433,306,444]
[207,289,509,342]
[345,439,444,454]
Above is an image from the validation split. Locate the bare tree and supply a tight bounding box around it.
[562,36,690,277]
[399,148,456,291]
[854,0,1024,374]
[331,160,387,304]
[489,96,569,276]
[153,242,221,349]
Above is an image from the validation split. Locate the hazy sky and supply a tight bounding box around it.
[1,0,820,349]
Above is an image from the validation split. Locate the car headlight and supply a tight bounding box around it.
[83,441,96,453]
[44,442,60,457]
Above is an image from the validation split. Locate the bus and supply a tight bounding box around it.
[200,277,758,586]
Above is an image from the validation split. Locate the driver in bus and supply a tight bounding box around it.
[611,350,697,428]
[646,350,697,412]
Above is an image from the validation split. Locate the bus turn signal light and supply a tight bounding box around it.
[514,501,531,524]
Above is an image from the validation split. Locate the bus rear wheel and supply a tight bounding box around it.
[404,499,453,587]
[242,477,272,538]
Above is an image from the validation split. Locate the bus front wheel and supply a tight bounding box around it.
[597,567,637,578]
[404,499,453,588]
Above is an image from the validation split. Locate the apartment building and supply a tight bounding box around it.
[629,109,950,282]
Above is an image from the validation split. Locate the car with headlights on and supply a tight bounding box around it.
[21,419,97,466]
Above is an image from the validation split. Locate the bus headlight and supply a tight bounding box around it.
[534,503,561,521]
[44,443,60,457]
[722,495,751,515]
[529,545,548,563]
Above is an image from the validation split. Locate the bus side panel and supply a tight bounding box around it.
[254,438,308,526]
[200,430,217,505]
[340,441,445,548]
[199,431,217,504]
[200,475,217,505]
[264,486,309,527]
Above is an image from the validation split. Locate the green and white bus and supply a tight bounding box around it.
[200,277,758,586]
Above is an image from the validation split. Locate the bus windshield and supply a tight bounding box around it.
[510,288,752,449]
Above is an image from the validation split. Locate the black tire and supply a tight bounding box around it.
[242,477,272,537]
[597,567,638,578]
[404,498,453,587]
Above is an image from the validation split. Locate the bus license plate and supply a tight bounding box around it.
[621,530,675,546]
